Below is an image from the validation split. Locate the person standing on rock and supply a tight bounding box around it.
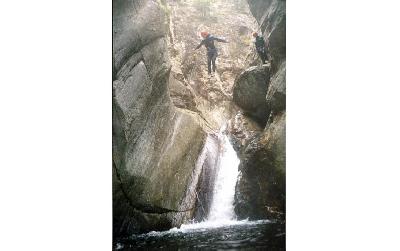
[195,31,228,77]
[253,32,268,64]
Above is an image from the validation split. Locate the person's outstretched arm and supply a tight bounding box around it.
[214,37,229,43]
[195,40,204,49]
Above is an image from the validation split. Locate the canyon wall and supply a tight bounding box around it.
[112,0,286,238]
[166,0,258,129]
[232,0,286,221]
[112,0,219,237]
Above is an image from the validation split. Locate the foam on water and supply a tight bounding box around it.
[139,126,272,238]
[141,219,271,237]
[134,125,270,239]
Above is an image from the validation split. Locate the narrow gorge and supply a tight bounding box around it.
[112,0,285,249]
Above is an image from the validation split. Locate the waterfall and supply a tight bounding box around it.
[145,125,269,235]
[175,125,244,230]
[207,131,240,223]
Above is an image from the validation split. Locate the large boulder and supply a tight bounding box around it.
[243,0,286,117]
[232,65,271,126]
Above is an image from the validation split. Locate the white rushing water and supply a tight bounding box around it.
[140,126,270,237]
[207,131,240,223]
[167,126,262,232]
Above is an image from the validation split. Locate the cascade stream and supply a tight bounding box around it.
[114,126,284,250]
[178,126,244,230]
[207,128,240,223]
[112,0,286,249]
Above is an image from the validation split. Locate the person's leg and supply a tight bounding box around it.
[207,54,212,74]
[212,54,217,72]
[257,50,264,63]
[262,50,268,63]
[212,51,217,73]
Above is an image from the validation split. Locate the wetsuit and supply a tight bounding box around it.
[255,35,268,64]
[196,34,228,74]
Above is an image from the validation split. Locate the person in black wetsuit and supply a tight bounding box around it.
[195,31,228,76]
[253,32,268,64]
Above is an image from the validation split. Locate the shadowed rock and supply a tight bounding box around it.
[233,64,271,126]
[232,0,286,222]
[113,0,214,237]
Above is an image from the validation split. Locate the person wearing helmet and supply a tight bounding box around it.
[195,31,228,76]
[253,32,268,64]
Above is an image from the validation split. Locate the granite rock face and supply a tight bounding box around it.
[112,0,218,237]
[233,0,286,221]
[233,112,285,220]
[233,64,271,126]
[247,0,286,68]
[267,60,286,113]
[112,0,286,238]
[166,0,258,130]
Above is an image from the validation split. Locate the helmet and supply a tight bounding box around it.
[201,31,209,38]
[252,32,258,38]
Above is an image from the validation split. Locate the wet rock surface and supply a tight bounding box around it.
[112,0,286,242]
[233,112,286,221]
[113,0,217,237]
[267,60,286,113]
[166,0,259,129]
[163,0,263,225]
[247,0,286,67]
[233,64,271,126]
[229,111,262,154]
[232,0,286,222]
[193,135,221,222]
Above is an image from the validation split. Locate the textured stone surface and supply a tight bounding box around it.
[192,135,220,222]
[169,73,198,111]
[229,111,263,154]
[112,0,168,74]
[232,0,286,222]
[234,112,286,220]
[232,64,271,126]
[166,0,258,130]
[247,0,286,67]
[112,0,216,237]
[266,60,286,113]
[112,0,286,238]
